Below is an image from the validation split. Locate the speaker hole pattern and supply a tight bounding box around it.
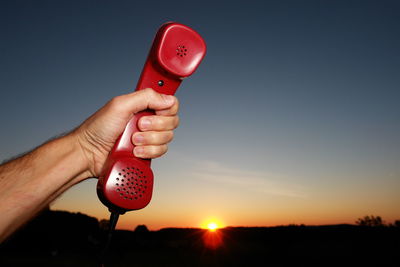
[115,167,148,201]
[176,45,187,57]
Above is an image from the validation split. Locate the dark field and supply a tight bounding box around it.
[1,210,399,266]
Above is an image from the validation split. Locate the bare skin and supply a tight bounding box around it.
[0,88,179,242]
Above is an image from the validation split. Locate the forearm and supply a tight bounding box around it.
[0,132,90,242]
[0,89,179,242]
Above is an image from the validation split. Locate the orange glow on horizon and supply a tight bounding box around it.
[201,217,224,230]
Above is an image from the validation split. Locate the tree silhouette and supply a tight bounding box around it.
[356,215,385,227]
[134,224,149,233]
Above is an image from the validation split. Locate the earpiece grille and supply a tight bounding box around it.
[114,167,148,201]
[176,45,187,57]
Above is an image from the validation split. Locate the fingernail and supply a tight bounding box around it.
[140,118,151,129]
[134,147,144,157]
[162,94,175,105]
[133,134,144,144]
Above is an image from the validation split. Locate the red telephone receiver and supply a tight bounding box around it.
[96,22,206,214]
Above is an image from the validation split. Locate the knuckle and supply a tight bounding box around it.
[148,132,157,143]
[147,131,173,145]
[109,95,124,110]
[138,88,154,103]
[168,100,179,115]
[144,88,157,99]
[159,144,168,156]
[156,117,166,129]
[150,145,167,158]
[173,98,180,111]
[151,145,160,155]
[174,116,180,128]
[141,87,153,94]
[109,96,120,107]
[168,131,174,142]
[158,131,173,144]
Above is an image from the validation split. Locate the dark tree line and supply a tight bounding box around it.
[356,215,400,227]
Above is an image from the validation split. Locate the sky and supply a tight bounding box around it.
[0,0,399,230]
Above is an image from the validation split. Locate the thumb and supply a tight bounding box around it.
[117,88,176,114]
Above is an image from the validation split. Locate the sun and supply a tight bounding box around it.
[201,218,223,232]
[207,222,218,231]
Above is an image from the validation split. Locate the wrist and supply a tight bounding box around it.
[67,130,93,180]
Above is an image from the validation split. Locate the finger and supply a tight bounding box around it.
[132,131,174,146]
[133,145,168,159]
[138,115,179,131]
[155,98,179,116]
[111,88,176,115]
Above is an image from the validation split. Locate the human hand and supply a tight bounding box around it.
[74,88,179,177]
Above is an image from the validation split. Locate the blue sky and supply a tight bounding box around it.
[1,0,399,229]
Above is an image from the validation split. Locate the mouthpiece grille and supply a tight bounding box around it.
[114,166,148,201]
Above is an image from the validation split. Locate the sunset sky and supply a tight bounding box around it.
[1,0,399,230]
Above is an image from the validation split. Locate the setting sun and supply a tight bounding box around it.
[201,218,224,232]
[207,222,218,231]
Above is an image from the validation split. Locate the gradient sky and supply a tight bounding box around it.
[1,0,399,230]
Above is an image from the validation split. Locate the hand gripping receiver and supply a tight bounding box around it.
[96,23,206,214]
